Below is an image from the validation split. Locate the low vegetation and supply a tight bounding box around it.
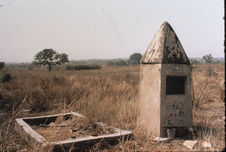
[0,62,4,70]
[66,65,101,70]
[0,63,224,151]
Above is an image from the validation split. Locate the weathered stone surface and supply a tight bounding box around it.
[138,64,162,137]
[141,21,189,64]
[161,64,192,129]
[138,21,192,138]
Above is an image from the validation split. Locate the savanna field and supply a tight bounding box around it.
[0,63,225,151]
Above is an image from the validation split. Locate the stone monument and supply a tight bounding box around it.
[138,21,192,138]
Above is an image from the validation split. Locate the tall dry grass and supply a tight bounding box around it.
[0,64,224,151]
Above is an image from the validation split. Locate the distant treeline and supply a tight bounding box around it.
[66,65,101,70]
[70,59,130,66]
[1,57,224,70]
[70,58,225,66]
[190,58,225,64]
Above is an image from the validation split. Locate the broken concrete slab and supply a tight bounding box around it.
[202,141,212,148]
[183,140,197,150]
[153,137,170,142]
[15,112,133,150]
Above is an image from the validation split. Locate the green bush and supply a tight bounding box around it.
[0,62,4,70]
[128,53,142,65]
[1,73,12,83]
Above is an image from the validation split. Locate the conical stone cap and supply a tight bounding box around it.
[141,21,190,64]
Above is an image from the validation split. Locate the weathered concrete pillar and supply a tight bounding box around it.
[138,21,192,138]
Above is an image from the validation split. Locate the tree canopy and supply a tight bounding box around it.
[33,49,69,71]
[129,53,142,65]
[202,54,213,64]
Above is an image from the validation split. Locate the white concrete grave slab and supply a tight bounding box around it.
[15,112,132,151]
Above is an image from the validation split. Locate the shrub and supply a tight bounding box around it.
[28,87,49,112]
[1,73,12,83]
[202,54,213,64]
[128,53,142,65]
[0,62,4,69]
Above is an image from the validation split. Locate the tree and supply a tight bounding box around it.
[33,49,69,71]
[202,54,213,64]
[129,53,142,65]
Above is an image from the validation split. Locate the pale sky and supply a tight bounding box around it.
[0,0,224,62]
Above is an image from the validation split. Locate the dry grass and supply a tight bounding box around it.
[31,116,115,142]
[0,64,225,151]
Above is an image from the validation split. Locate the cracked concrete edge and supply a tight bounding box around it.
[21,112,84,120]
[15,118,46,146]
[49,129,132,146]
